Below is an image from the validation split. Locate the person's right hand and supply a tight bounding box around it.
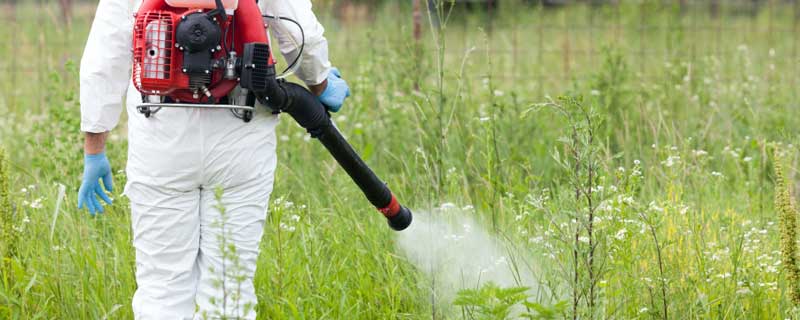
[78,152,114,215]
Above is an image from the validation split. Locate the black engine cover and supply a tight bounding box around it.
[176,12,221,74]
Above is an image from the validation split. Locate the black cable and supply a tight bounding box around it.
[262,14,305,75]
[222,15,234,55]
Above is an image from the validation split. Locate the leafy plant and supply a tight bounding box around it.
[454,282,529,320]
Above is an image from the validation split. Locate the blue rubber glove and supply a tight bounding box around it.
[77,152,114,216]
[318,67,351,113]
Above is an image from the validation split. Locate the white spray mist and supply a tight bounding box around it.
[395,205,541,303]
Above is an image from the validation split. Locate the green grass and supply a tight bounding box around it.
[1,1,800,318]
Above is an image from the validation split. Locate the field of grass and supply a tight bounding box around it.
[1,1,800,319]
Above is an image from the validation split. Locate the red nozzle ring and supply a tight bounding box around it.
[378,194,401,218]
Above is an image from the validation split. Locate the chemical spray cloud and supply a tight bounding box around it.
[395,204,541,301]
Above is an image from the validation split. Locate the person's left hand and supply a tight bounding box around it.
[318,67,350,112]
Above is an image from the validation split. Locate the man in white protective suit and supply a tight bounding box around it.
[77,0,350,318]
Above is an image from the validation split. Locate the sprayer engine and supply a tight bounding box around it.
[133,0,273,121]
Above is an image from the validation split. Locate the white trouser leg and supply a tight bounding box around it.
[193,109,278,319]
[129,183,201,320]
[194,175,273,319]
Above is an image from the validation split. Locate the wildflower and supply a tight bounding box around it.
[598,200,615,213]
[590,90,600,96]
[478,116,491,122]
[529,236,544,244]
[736,287,752,295]
[661,156,680,167]
[648,201,663,212]
[578,236,589,244]
[634,159,641,165]
[744,156,753,162]
[290,214,300,222]
[493,90,505,97]
[615,228,627,240]
[693,150,708,157]
[711,171,724,178]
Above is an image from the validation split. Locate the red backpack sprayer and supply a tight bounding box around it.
[131,0,412,230]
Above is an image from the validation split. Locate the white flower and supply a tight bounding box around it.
[590,90,600,96]
[634,159,641,165]
[639,307,649,314]
[30,198,44,209]
[743,156,753,162]
[693,150,708,157]
[280,135,289,141]
[290,214,300,222]
[578,236,589,243]
[736,287,752,295]
[279,222,296,232]
[462,205,474,211]
[662,156,680,168]
[479,116,491,122]
[711,171,724,178]
[615,228,627,240]
[493,90,505,97]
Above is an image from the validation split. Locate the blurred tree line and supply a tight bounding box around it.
[7,0,796,27]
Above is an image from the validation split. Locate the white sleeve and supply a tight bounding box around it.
[80,0,134,133]
[260,0,331,86]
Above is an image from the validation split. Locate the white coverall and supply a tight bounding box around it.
[79,0,331,318]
